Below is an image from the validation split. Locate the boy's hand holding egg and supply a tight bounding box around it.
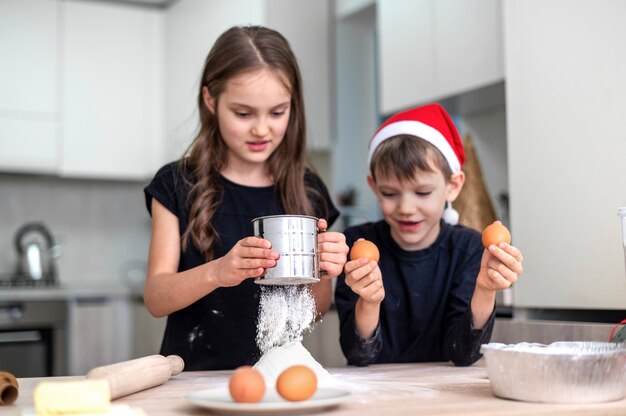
[349,239,380,262]
[345,239,384,304]
[481,221,511,248]
[476,221,523,292]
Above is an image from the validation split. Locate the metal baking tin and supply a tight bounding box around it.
[252,215,320,285]
[480,342,626,404]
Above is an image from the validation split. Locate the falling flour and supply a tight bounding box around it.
[256,285,316,354]
[254,285,337,387]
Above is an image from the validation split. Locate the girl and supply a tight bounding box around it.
[144,26,348,370]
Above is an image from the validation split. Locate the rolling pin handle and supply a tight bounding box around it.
[167,355,184,375]
[86,354,186,400]
[0,371,19,405]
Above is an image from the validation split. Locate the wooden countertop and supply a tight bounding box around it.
[7,361,626,415]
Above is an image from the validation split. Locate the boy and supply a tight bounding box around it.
[335,103,523,366]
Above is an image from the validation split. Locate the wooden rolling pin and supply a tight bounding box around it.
[0,371,18,405]
[86,354,184,400]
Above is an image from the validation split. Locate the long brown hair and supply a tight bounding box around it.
[180,25,320,260]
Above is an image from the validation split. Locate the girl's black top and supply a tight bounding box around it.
[144,161,339,370]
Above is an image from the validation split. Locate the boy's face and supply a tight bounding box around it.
[368,165,463,251]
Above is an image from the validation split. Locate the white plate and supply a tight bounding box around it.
[186,387,350,415]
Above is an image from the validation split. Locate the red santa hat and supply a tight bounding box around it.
[368,103,465,224]
[368,103,465,172]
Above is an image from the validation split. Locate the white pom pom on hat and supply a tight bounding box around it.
[443,202,460,225]
[368,103,465,225]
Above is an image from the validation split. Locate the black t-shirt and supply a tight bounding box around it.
[335,220,495,366]
[144,161,339,370]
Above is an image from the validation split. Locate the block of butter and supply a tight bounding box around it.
[34,379,111,415]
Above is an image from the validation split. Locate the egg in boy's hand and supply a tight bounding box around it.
[349,239,380,262]
[481,221,511,249]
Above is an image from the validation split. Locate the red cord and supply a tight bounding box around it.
[609,319,626,342]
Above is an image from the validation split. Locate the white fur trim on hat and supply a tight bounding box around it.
[368,120,462,173]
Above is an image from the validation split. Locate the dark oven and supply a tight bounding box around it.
[0,299,67,377]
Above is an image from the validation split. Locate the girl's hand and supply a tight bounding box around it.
[317,219,349,279]
[213,236,279,287]
[476,242,524,292]
[343,258,384,304]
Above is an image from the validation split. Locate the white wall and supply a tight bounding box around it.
[505,0,626,309]
[0,175,150,288]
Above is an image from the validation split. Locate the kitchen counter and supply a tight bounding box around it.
[8,361,626,415]
[0,285,134,302]
[0,284,149,378]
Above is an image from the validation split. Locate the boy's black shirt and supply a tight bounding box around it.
[335,220,495,366]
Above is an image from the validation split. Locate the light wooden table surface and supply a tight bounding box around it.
[7,360,626,415]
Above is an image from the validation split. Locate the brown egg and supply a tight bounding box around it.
[276,365,317,402]
[228,366,265,403]
[482,222,511,248]
[349,239,380,262]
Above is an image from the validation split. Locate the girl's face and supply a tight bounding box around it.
[368,164,463,251]
[204,68,291,173]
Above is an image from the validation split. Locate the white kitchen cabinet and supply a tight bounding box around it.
[377,0,434,115]
[165,0,332,156]
[504,0,626,310]
[266,0,332,151]
[0,0,60,173]
[433,0,503,99]
[333,3,379,212]
[61,1,165,180]
[0,0,58,115]
[377,0,503,114]
[164,0,264,160]
[129,294,166,358]
[0,118,59,173]
[68,296,132,376]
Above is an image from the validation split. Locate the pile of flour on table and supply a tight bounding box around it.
[254,285,337,387]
